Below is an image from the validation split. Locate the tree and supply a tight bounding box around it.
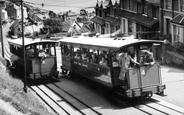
[43,18,63,33]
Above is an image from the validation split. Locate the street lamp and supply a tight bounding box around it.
[21,0,27,93]
[0,0,5,58]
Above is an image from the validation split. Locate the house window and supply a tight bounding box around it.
[143,4,147,15]
[128,20,132,33]
[166,18,171,34]
[166,0,172,10]
[129,0,133,11]
[124,0,128,10]
[152,6,158,18]
[181,0,184,11]
[173,25,180,42]
[110,24,114,33]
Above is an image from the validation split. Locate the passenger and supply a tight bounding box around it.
[81,52,87,61]
[38,49,47,64]
[99,57,108,67]
[127,51,139,67]
[119,50,139,81]
[112,57,119,67]
[90,53,98,64]
[74,52,80,60]
[142,51,155,66]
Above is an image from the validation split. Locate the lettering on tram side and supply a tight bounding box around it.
[73,61,89,68]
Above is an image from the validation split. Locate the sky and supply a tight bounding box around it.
[24,0,98,13]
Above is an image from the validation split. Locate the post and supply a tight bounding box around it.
[21,0,27,93]
[0,8,4,58]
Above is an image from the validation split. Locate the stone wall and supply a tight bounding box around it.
[165,51,184,69]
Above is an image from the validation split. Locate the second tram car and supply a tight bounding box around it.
[8,38,58,79]
[59,35,166,98]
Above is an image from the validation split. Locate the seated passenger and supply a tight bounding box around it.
[90,53,98,64]
[74,52,80,60]
[81,52,87,61]
[142,51,155,66]
[38,49,47,59]
[99,57,108,67]
[38,49,47,64]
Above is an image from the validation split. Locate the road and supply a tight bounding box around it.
[153,66,184,108]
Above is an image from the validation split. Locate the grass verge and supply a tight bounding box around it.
[0,58,56,115]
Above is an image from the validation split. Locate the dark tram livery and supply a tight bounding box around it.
[8,38,58,79]
[59,35,166,98]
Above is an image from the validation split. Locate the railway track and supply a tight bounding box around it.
[30,81,184,115]
[30,83,102,115]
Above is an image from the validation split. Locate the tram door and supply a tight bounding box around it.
[61,45,71,70]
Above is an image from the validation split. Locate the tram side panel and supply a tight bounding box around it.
[71,59,112,87]
[125,64,165,97]
[29,57,57,79]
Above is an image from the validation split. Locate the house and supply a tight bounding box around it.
[1,9,8,21]
[160,0,184,43]
[115,0,159,39]
[104,0,120,34]
[10,21,40,37]
[63,11,79,25]
[9,20,22,36]
[91,1,105,34]
[33,13,50,22]
[5,2,28,20]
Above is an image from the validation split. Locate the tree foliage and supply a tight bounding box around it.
[43,18,63,33]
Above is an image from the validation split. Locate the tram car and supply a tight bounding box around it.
[8,38,58,79]
[59,35,166,98]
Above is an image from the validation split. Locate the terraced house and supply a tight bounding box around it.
[91,0,121,34]
[116,0,160,39]
[160,0,184,43]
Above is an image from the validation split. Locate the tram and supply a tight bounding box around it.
[59,35,166,98]
[8,38,58,79]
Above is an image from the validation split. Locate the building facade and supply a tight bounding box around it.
[91,0,120,35]
[116,0,159,39]
[160,0,184,43]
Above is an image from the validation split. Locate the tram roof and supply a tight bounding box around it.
[8,38,58,47]
[59,35,163,50]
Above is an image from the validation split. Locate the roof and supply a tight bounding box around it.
[35,13,49,20]
[170,14,184,25]
[116,9,158,28]
[91,16,105,25]
[104,16,120,25]
[59,35,163,51]
[8,38,58,48]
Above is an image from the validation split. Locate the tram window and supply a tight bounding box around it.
[74,47,80,60]
[81,48,88,61]
[62,45,70,56]
[50,47,55,56]
[89,49,98,64]
[98,51,109,67]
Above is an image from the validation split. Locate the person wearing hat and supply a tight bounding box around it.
[142,51,155,66]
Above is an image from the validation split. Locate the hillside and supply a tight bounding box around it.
[0,57,56,115]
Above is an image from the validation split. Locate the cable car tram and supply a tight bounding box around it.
[8,38,58,79]
[59,35,166,98]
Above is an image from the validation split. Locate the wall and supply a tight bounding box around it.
[164,50,184,68]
